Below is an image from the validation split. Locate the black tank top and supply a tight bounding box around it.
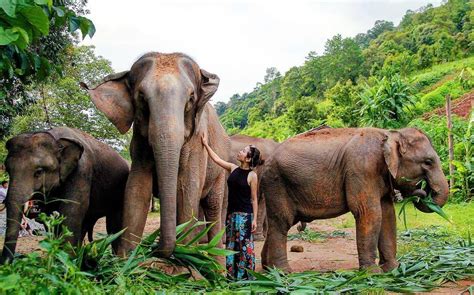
[227,167,253,214]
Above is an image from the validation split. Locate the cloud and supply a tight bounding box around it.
[81,0,441,103]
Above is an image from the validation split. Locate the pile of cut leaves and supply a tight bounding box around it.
[232,229,473,293]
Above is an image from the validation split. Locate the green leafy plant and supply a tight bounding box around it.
[358,74,415,128]
[0,0,95,83]
[398,180,452,230]
[0,0,96,138]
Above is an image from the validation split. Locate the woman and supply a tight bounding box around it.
[201,134,264,280]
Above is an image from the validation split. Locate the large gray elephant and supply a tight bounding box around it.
[1,127,129,263]
[81,52,230,257]
[229,134,279,240]
[261,127,449,272]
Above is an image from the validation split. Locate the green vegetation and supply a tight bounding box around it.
[288,229,348,242]
[336,202,474,238]
[218,0,473,202]
[0,0,95,138]
[7,45,127,147]
[0,214,234,293]
[0,211,472,293]
[0,0,472,292]
[219,0,473,139]
[237,238,472,293]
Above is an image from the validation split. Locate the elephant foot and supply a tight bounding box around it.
[360,264,383,274]
[380,260,399,272]
[254,233,265,241]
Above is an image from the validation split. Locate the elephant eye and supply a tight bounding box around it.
[34,168,44,178]
[424,159,433,166]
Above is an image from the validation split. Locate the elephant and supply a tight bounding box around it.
[81,52,230,257]
[260,127,449,272]
[1,127,129,263]
[229,134,279,240]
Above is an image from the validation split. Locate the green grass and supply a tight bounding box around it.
[288,229,348,242]
[335,202,474,237]
[410,56,474,92]
[406,55,474,116]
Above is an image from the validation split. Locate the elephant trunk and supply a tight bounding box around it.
[413,169,449,213]
[149,104,185,258]
[1,185,31,264]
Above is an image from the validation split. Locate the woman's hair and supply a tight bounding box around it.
[247,145,265,169]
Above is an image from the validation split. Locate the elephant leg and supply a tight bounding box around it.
[263,214,291,272]
[350,198,383,272]
[254,195,266,241]
[202,172,225,246]
[117,135,154,256]
[58,193,88,247]
[118,163,153,255]
[176,181,202,245]
[378,196,398,272]
[261,178,293,272]
[106,209,123,253]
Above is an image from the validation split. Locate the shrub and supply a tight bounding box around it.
[358,74,415,128]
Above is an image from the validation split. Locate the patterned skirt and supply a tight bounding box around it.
[225,212,255,280]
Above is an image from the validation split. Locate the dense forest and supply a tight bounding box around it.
[1,0,472,202]
[216,0,473,201]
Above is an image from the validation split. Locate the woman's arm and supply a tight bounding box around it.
[202,134,236,172]
[249,171,258,233]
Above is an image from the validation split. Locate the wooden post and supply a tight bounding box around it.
[445,94,455,189]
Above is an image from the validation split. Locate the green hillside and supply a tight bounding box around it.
[217,0,473,140]
[217,0,473,202]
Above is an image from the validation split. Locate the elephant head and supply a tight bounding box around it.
[383,128,449,212]
[81,52,219,257]
[1,132,83,263]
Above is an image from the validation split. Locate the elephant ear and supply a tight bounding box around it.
[383,131,408,179]
[80,71,134,134]
[193,69,220,134]
[57,138,84,183]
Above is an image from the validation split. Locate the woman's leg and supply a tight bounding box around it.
[236,213,255,280]
[225,213,239,279]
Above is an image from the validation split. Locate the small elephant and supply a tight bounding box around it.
[229,134,279,240]
[261,127,449,272]
[1,127,129,263]
[82,52,230,257]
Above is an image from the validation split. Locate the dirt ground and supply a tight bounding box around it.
[2,212,472,294]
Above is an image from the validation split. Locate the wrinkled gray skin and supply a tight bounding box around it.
[1,127,129,263]
[261,127,449,272]
[82,52,230,257]
[228,134,279,240]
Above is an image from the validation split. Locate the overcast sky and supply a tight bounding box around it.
[81,0,441,103]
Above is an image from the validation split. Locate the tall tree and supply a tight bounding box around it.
[10,45,125,147]
[0,0,95,138]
